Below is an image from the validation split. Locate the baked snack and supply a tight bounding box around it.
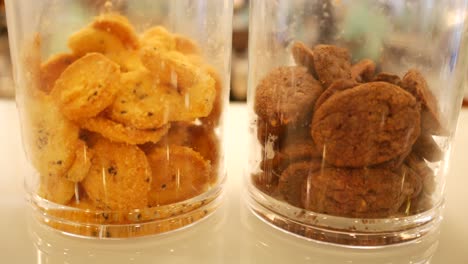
[253,43,443,220]
[312,45,352,88]
[254,66,323,127]
[81,138,152,210]
[25,13,224,237]
[401,69,446,135]
[351,59,376,83]
[312,82,421,167]
[301,167,418,218]
[278,161,321,207]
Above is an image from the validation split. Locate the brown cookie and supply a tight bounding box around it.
[279,161,322,207]
[373,72,402,86]
[405,153,436,194]
[252,172,279,196]
[256,118,284,148]
[301,167,416,218]
[351,59,376,83]
[313,45,352,88]
[254,66,324,127]
[401,69,446,135]
[403,154,436,214]
[312,82,421,167]
[291,41,316,76]
[314,79,358,112]
[261,138,322,176]
[413,133,443,162]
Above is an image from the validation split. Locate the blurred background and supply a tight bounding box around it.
[1,0,467,104]
[0,0,14,98]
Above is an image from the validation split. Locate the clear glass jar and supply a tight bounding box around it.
[247,0,468,246]
[6,0,232,239]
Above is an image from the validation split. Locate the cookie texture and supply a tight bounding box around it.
[301,167,417,218]
[254,66,324,127]
[312,82,421,167]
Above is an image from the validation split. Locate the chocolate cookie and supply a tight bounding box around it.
[401,69,445,135]
[373,72,401,86]
[313,45,352,88]
[279,161,322,207]
[351,59,376,83]
[301,167,417,218]
[261,137,322,176]
[256,118,284,148]
[413,133,443,162]
[254,66,324,127]
[252,172,279,196]
[314,79,358,112]
[311,82,421,167]
[291,41,316,76]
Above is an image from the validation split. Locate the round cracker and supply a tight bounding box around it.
[140,47,201,92]
[140,26,176,51]
[38,174,76,205]
[92,13,139,49]
[81,116,170,145]
[51,53,121,121]
[68,27,126,56]
[199,65,223,127]
[24,93,80,179]
[147,146,211,206]
[175,34,200,55]
[66,140,93,183]
[156,124,221,184]
[82,138,152,210]
[110,68,215,129]
[40,53,78,93]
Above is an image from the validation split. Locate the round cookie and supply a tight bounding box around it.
[81,138,152,210]
[291,41,316,76]
[146,146,211,206]
[301,167,417,218]
[92,13,139,49]
[373,72,401,86]
[401,69,445,135]
[311,82,421,167]
[65,140,93,183]
[109,67,216,129]
[24,93,80,179]
[314,79,358,112]
[413,133,443,162]
[256,118,284,148]
[312,45,352,88]
[81,116,170,145]
[38,174,76,205]
[51,53,121,121]
[155,123,221,183]
[278,161,322,207]
[40,53,78,93]
[254,66,324,127]
[351,59,376,83]
[252,172,279,196]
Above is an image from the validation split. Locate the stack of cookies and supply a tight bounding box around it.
[253,42,443,218]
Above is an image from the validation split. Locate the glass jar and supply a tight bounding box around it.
[247,0,468,246]
[6,0,232,239]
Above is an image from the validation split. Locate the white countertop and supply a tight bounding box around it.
[1,99,467,264]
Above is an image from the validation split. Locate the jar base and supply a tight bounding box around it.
[29,184,224,240]
[247,189,443,248]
